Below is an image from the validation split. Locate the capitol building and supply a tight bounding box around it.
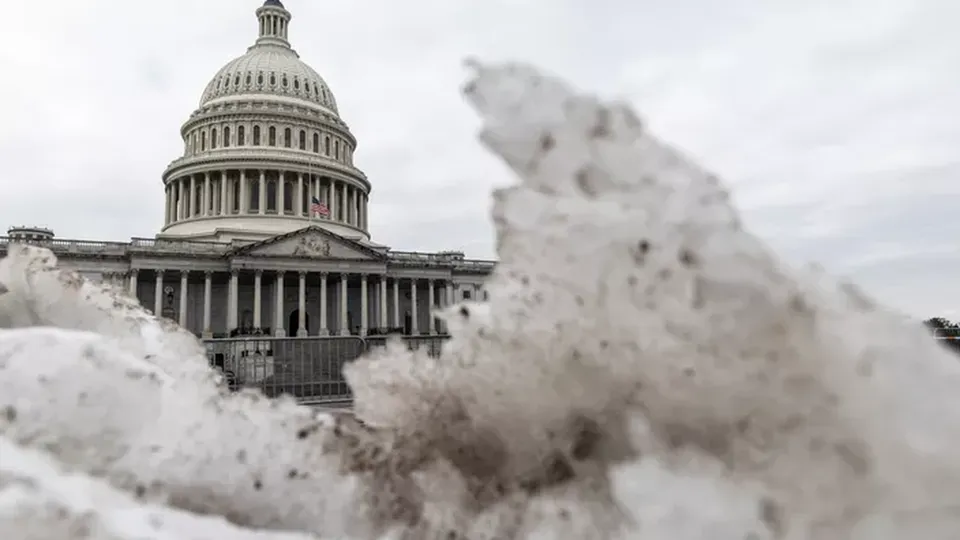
[4,0,493,340]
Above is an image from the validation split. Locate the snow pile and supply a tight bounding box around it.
[3,60,960,539]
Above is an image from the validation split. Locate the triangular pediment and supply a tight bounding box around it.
[230,226,383,260]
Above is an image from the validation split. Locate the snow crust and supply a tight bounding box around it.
[3,61,960,539]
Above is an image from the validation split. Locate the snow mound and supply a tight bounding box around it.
[3,60,960,539]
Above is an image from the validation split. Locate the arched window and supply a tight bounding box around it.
[334,140,340,160]
[201,131,207,151]
[283,127,291,148]
[269,73,276,86]
[253,125,261,146]
[237,125,245,146]
[312,133,319,153]
[210,129,218,149]
[257,73,264,86]
[298,130,306,150]
[294,78,300,90]
[324,136,331,155]
[268,126,276,146]
[246,74,252,86]
[281,75,288,88]
[223,126,231,147]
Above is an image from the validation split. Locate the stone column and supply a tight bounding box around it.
[410,279,419,335]
[239,169,248,214]
[274,271,285,336]
[219,172,228,216]
[428,279,436,335]
[253,270,263,330]
[379,276,388,328]
[392,278,400,328]
[189,176,196,217]
[178,270,189,327]
[339,183,347,223]
[298,271,307,337]
[275,172,284,213]
[128,270,139,298]
[153,270,164,316]
[339,273,349,336]
[258,170,266,215]
[228,270,239,331]
[360,273,368,336]
[202,271,212,338]
[203,174,211,216]
[327,180,335,219]
[319,272,328,335]
[297,173,304,217]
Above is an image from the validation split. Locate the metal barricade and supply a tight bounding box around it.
[204,336,365,402]
[363,334,450,358]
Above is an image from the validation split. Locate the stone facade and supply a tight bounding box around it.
[1,0,494,338]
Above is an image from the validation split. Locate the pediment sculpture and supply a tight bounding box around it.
[291,235,332,257]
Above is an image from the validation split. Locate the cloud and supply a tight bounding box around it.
[0,0,957,318]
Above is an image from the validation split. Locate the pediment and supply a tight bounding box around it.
[231,227,381,260]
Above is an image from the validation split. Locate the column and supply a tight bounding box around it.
[392,278,400,328]
[428,279,436,335]
[319,272,328,336]
[275,172,284,213]
[379,276,388,329]
[219,172,228,216]
[274,271,285,336]
[253,270,263,330]
[202,271,212,338]
[128,270,139,298]
[164,187,171,225]
[410,279,419,335]
[297,271,307,337]
[203,174,211,216]
[178,270,189,326]
[297,173,304,217]
[339,183,347,223]
[258,170,266,215]
[153,270,164,316]
[227,270,239,331]
[239,169,248,214]
[339,273,349,336]
[189,176,196,217]
[327,180,336,218]
[360,273,368,336]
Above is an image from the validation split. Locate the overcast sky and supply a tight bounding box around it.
[0,0,957,318]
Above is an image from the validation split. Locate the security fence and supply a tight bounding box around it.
[204,334,449,404]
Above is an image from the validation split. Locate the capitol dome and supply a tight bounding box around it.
[160,0,370,244]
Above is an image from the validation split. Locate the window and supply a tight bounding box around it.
[283,181,294,214]
[253,125,261,146]
[305,81,311,93]
[269,73,276,86]
[299,130,306,150]
[334,140,340,160]
[210,129,218,149]
[257,73,263,86]
[268,126,276,146]
[201,131,207,151]
[463,290,472,300]
[266,180,277,212]
[312,133,319,153]
[324,136,331,155]
[234,75,240,87]
[223,126,231,147]
[283,127,291,148]
[237,125,245,145]
[281,75,288,88]
[246,74,252,86]
[294,78,300,90]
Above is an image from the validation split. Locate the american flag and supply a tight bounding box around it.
[310,196,329,218]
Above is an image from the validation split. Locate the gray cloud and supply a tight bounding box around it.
[0,0,957,318]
